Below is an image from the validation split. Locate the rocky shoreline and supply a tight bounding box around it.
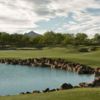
[0,58,97,74]
[0,58,100,75]
[0,57,100,95]
[20,77,100,95]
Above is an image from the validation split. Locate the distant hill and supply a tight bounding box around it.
[24,31,40,37]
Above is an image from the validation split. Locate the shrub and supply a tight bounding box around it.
[88,46,97,52]
[78,48,89,52]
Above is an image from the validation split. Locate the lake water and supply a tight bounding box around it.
[0,64,94,96]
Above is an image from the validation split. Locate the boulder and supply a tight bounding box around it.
[79,82,89,87]
[95,68,100,77]
[93,77,100,87]
[49,89,56,92]
[43,88,50,93]
[26,91,31,94]
[60,83,73,90]
[20,92,25,94]
[77,66,94,74]
[73,86,80,88]
[33,91,41,93]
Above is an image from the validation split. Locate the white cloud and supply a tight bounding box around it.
[0,0,100,35]
[53,0,100,36]
[0,0,50,33]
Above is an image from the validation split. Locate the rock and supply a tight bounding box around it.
[79,82,89,87]
[33,91,41,93]
[20,92,25,94]
[88,83,94,87]
[0,58,97,75]
[60,83,73,90]
[56,88,60,91]
[93,77,100,87]
[43,88,50,93]
[73,86,80,88]
[95,68,100,78]
[49,89,56,92]
[26,91,31,94]
[77,65,94,74]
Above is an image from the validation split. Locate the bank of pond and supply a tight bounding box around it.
[0,58,100,96]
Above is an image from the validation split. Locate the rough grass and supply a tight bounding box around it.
[0,88,100,100]
[0,47,100,67]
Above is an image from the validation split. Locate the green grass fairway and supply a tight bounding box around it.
[0,47,100,67]
[0,88,100,100]
[0,48,100,100]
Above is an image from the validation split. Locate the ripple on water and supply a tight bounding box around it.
[0,64,95,96]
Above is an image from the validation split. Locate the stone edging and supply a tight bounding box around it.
[0,58,100,95]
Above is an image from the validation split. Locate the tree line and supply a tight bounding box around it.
[0,31,100,49]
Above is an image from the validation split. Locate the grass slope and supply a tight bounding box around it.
[0,88,100,100]
[0,47,100,67]
[0,47,100,100]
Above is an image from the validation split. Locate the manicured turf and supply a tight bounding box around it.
[0,47,100,67]
[0,47,100,100]
[0,88,100,100]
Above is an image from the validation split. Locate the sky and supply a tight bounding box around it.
[0,0,100,36]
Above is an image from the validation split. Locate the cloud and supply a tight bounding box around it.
[0,0,100,35]
[51,0,100,36]
[86,8,100,16]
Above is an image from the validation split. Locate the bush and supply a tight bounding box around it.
[78,46,97,52]
[88,46,97,52]
[78,48,89,52]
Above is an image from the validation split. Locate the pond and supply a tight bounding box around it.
[0,63,94,96]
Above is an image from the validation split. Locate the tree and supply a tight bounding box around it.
[74,33,88,45]
[54,33,65,45]
[93,33,100,45]
[0,32,10,48]
[62,34,75,46]
[31,35,44,48]
[43,31,56,46]
[0,31,99,49]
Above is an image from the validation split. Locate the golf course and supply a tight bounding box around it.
[0,88,100,100]
[0,47,100,100]
[0,0,100,99]
[0,47,100,67]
